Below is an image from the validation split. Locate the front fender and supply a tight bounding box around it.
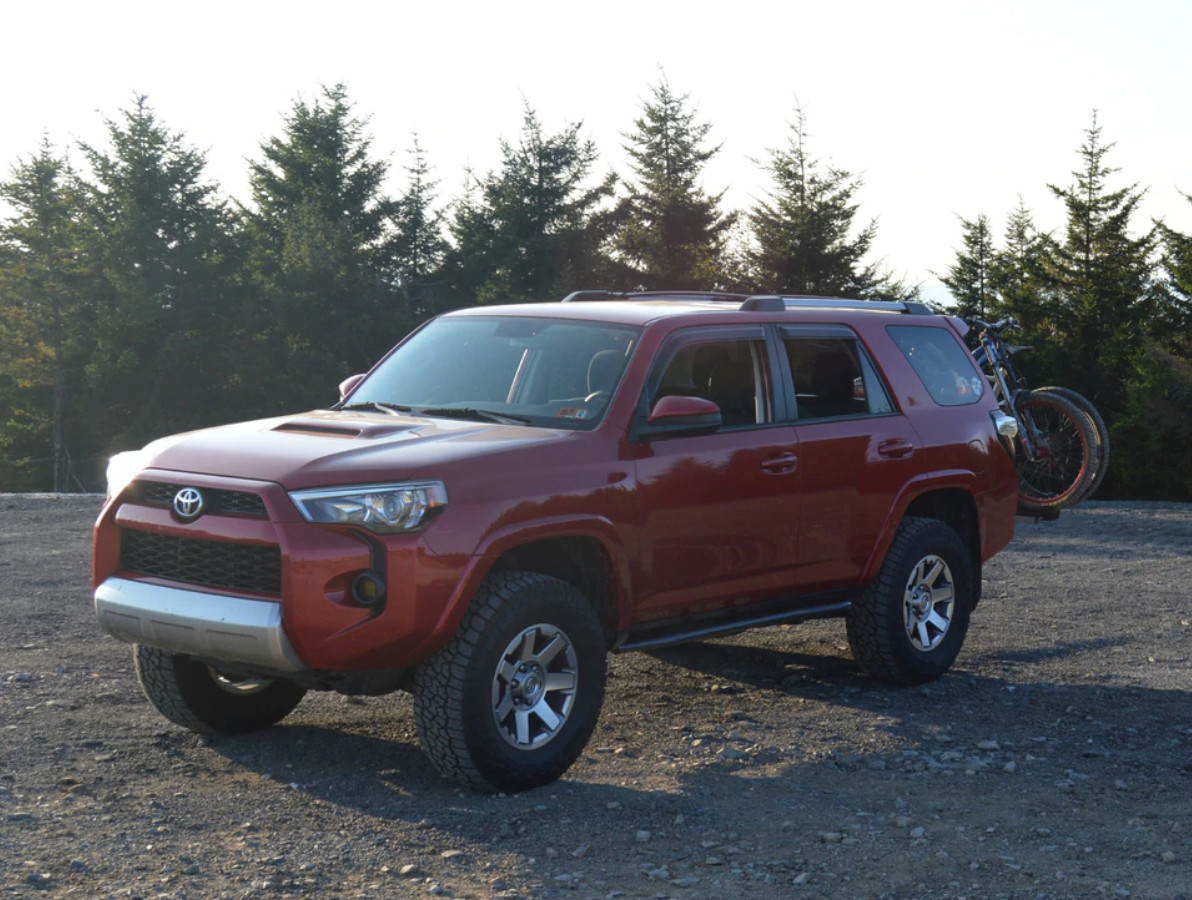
[420,515,636,656]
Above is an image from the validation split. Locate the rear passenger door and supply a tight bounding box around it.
[777,325,922,592]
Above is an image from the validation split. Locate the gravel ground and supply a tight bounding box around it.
[1,495,1190,900]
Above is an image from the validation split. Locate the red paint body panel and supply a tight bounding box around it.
[92,300,1018,674]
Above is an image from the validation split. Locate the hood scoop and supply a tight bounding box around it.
[271,418,424,439]
[272,421,364,438]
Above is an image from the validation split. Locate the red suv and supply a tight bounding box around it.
[93,292,1019,791]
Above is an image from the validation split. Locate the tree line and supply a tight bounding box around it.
[1,83,1188,499]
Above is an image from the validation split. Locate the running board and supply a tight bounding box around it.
[616,600,852,653]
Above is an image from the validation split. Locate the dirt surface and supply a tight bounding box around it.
[2,495,1191,900]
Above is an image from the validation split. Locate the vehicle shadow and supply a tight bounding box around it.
[191,630,1192,899]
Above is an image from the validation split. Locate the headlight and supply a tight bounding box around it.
[289,482,448,534]
[106,451,147,500]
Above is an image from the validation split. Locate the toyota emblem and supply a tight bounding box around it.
[173,487,206,520]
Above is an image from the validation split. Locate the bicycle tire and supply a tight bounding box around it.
[1032,386,1110,501]
[1013,391,1100,511]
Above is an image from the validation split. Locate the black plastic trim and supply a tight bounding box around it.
[617,599,852,652]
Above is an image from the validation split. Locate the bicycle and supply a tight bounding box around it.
[968,317,1109,511]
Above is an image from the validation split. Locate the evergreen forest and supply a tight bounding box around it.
[2,84,1189,500]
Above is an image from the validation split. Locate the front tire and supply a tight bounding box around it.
[413,572,607,792]
[134,645,307,734]
[846,517,974,685]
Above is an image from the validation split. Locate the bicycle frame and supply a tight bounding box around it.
[970,322,1045,460]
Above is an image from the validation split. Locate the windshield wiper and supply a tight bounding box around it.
[340,401,414,416]
[419,407,532,425]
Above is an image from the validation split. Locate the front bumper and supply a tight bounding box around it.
[95,577,305,673]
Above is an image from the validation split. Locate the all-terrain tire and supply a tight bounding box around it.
[846,516,974,685]
[413,572,607,793]
[134,645,307,734]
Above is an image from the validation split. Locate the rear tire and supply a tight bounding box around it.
[134,645,307,734]
[846,517,974,685]
[1033,386,1110,501]
[1014,390,1100,511]
[413,572,606,792]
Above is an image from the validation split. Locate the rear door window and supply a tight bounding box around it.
[780,330,893,420]
[887,325,985,407]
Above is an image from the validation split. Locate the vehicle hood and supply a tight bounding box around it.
[137,410,573,490]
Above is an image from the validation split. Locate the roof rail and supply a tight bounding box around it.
[753,297,934,315]
[561,290,747,304]
[560,289,935,316]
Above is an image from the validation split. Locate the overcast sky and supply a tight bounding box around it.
[5,0,1189,304]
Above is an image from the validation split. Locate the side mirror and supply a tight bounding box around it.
[339,374,366,401]
[634,395,722,441]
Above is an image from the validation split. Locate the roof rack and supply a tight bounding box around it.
[560,289,934,316]
[561,290,747,304]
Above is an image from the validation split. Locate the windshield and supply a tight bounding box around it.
[347,316,641,429]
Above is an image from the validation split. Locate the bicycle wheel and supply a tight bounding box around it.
[1033,386,1110,501]
[1013,391,1100,511]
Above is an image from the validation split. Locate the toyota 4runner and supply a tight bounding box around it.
[93,291,1020,792]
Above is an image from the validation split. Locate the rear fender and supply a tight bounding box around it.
[860,471,979,585]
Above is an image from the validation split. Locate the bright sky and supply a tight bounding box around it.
[5,0,1189,304]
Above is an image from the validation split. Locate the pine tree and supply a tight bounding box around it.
[0,139,91,490]
[1155,192,1192,334]
[1045,113,1157,411]
[244,85,401,408]
[748,106,890,299]
[614,78,735,290]
[990,199,1053,330]
[78,96,243,451]
[444,103,617,306]
[939,214,996,319]
[390,135,447,317]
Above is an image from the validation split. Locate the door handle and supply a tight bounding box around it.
[877,438,914,459]
[760,453,799,473]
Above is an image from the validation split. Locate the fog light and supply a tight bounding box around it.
[351,571,386,607]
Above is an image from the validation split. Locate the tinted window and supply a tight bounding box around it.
[887,325,985,407]
[353,316,640,429]
[654,339,767,428]
[784,337,893,419]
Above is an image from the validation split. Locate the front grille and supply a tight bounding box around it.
[136,481,268,518]
[121,530,282,595]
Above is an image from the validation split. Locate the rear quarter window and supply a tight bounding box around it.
[887,325,985,407]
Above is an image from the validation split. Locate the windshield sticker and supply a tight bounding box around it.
[557,407,589,419]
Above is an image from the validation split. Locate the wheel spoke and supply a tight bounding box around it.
[930,584,954,604]
[494,692,514,722]
[545,671,576,692]
[916,620,932,649]
[533,700,561,732]
[497,660,517,684]
[908,561,926,588]
[923,559,944,586]
[926,610,950,634]
[518,630,537,662]
[515,708,531,745]
[535,633,568,668]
